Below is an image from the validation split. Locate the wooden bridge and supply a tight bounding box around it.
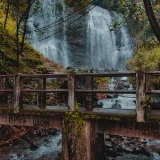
[0,70,160,159]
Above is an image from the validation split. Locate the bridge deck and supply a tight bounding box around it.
[0,104,136,115]
[0,104,159,117]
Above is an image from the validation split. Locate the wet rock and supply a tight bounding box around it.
[43,138,50,147]
[57,139,62,146]
[48,128,60,136]
[112,102,121,109]
[93,101,103,108]
[30,143,39,151]
[54,152,62,160]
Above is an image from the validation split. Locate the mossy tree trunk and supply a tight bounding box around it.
[62,120,93,160]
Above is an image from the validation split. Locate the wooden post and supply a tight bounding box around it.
[62,120,93,160]
[19,77,23,109]
[145,73,151,92]
[92,133,105,160]
[145,73,151,120]
[38,77,46,108]
[68,69,75,110]
[14,74,22,112]
[0,77,7,104]
[86,76,93,111]
[136,72,146,122]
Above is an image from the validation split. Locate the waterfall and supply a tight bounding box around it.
[87,6,134,70]
[28,2,134,70]
[28,0,69,67]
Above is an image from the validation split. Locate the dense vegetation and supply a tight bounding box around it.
[0,1,64,74]
[118,0,160,71]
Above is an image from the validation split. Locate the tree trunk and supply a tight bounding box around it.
[4,0,10,29]
[20,0,32,53]
[16,0,19,70]
[143,0,160,42]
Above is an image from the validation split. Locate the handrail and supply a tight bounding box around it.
[21,73,67,78]
[21,89,68,92]
[0,75,14,77]
[146,90,160,94]
[76,72,136,77]
[0,89,14,92]
[146,71,160,75]
[0,71,160,123]
[75,89,136,94]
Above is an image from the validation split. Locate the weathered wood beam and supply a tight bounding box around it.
[86,76,93,111]
[145,73,151,92]
[76,89,136,94]
[21,89,68,92]
[62,120,93,160]
[68,69,75,110]
[0,77,7,103]
[76,72,136,77]
[38,77,46,108]
[13,74,22,112]
[136,72,146,122]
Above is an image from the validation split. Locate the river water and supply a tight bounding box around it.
[1,130,160,160]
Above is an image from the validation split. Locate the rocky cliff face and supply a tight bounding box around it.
[66,16,88,68]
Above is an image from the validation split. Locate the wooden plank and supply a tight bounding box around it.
[136,72,145,122]
[146,71,160,75]
[76,89,136,94]
[86,76,93,111]
[21,74,67,78]
[0,90,14,92]
[0,113,63,128]
[68,70,75,110]
[13,74,21,112]
[21,89,68,92]
[0,77,7,103]
[146,90,160,94]
[145,74,151,92]
[19,78,24,109]
[0,75,14,77]
[76,72,136,77]
[38,77,46,108]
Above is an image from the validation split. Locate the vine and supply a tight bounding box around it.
[62,103,86,159]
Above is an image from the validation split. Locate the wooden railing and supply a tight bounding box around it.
[0,71,160,122]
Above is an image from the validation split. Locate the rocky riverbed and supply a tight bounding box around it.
[104,135,160,160]
[0,127,62,160]
[0,126,160,160]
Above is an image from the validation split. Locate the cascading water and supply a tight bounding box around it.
[28,0,69,67]
[87,6,133,70]
[28,2,134,70]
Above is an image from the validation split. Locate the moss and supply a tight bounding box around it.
[0,3,64,74]
[0,5,16,36]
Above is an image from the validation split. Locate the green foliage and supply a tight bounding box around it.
[141,96,151,109]
[118,0,136,18]
[35,65,50,74]
[95,77,110,84]
[0,27,45,73]
[0,3,64,74]
[63,103,84,136]
[64,0,91,8]
[0,21,57,74]
[128,46,160,72]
